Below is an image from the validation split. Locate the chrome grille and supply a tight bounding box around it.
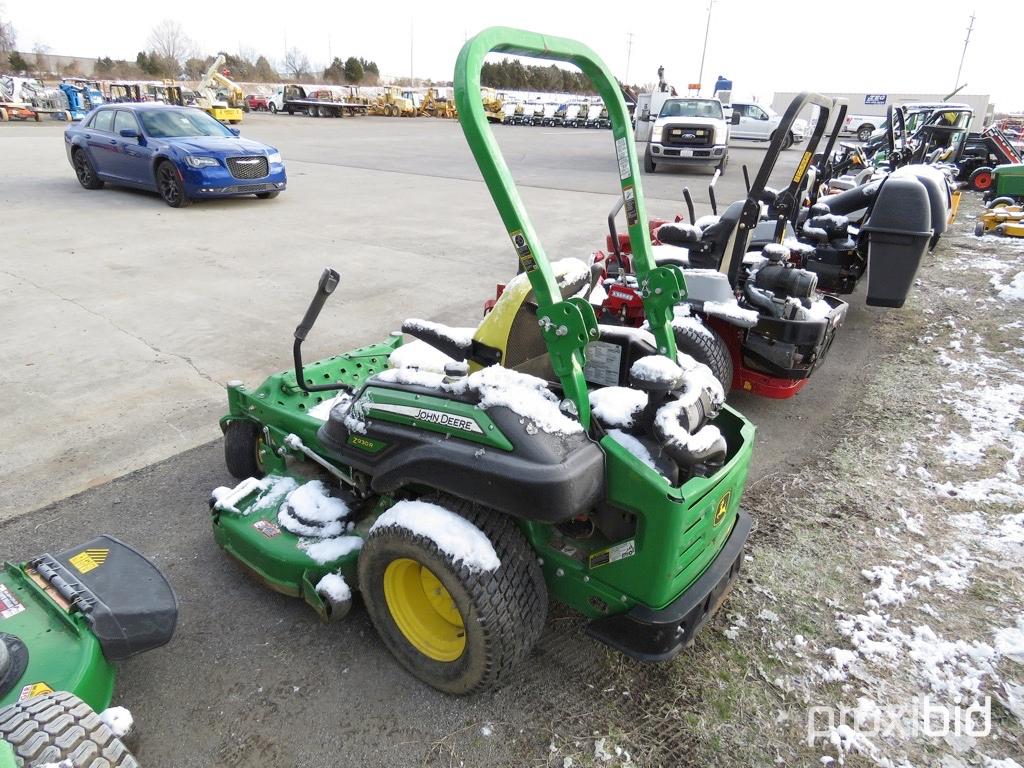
[226,156,269,179]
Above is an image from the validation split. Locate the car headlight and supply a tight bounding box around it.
[652,126,663,142]
[267,151,282,164]
[184,156,219,168]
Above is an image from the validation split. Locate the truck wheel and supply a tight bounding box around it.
[0,108,8,122]
[0,691,138,768]
[674,320,733,393]
[644,147,657,173]
[856,125,874,142]
[968,167,994,192]
[269,103,277,114]
[307,106,317,117]
[72,149,104,190]
[224,419,265,479]
[359,496,547,695]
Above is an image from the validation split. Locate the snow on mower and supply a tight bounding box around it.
[208,28,756,696]
[1,537,177,767]
[586,93,850,399]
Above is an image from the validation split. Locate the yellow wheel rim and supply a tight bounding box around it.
[383,558,466,662]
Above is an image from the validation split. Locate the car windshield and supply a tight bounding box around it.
[140,109,234,138]
[659,99,723,120]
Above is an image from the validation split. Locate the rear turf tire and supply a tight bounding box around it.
[359,496,547,695]
[674,321,734,393]
[224,420,264,479]
[0,691,138,768]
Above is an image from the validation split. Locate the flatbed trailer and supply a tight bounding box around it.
[281,98,369,117]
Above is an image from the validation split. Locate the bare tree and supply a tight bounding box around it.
[32,41,49,74]
[0,5,15,55]
[146,19,195,70]
[283,48,310,80]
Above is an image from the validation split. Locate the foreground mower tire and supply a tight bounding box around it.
[968,167,994,192]
[224,419,265,480]
[674,322,733,393]
[359,496,547,695]
[0,691,138,768]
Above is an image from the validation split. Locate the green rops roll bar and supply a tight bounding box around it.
[454,27,686,430]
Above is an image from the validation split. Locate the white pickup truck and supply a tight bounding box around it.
[840,113,881,142]
[641,96,729,173]
[728,101,806,149]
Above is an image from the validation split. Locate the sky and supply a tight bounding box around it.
[4,1,1019,111]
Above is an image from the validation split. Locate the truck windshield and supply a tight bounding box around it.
[140,109,234,138]
[659,99,723,120]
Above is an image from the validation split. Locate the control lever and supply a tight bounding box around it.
[293,268,346,393]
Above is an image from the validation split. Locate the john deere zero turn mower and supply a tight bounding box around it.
[210,28,755,695]
[1,537,177,766]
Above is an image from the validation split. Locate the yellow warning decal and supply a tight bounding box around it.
[69,548,109,574]
[792,150,812,183]
[18,682,54,701]
[714,491,732,526]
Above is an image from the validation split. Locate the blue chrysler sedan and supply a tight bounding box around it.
[64,103,286,208]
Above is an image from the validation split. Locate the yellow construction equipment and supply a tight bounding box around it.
[419,87,457,118]
[369,86,417,117]
[195,54,244,124]
[480,87,504,123]
[974,199,1024,238]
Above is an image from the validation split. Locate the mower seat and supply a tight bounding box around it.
[748,219,796,252]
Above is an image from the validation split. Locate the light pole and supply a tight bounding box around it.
[697,0,715,95]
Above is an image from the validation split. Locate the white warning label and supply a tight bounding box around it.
[615,136,630,179]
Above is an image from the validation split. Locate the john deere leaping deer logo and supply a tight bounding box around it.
[713,491,732,526]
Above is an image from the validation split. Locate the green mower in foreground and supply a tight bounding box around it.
[1,537,176,766]
[211,27,755,694]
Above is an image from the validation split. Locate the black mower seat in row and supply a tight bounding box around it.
[749,219,796,252]
[28,535,178,661]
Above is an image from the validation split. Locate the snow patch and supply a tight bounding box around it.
[402,319,475,350]
[446,365,582,436]
[99,707,133,739]
[590,387,648,428]
[370,499,500,572]
[388,339,457,372]
[607,429,656,469]
[308,391,354,421]
[702,299,760,328]
[315,572,351,603]
[300,536,364,565]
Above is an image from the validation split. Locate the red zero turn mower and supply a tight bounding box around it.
[583,93,850,399]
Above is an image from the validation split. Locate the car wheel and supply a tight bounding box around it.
[156,161,192,208]
[857,125,874,142]
[72,149,104,190]
[256,191,280,200]
[307,106,317,117]
[644,147,656,173]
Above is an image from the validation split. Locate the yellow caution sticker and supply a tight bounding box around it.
[18,682,54,701]
[69,548,109,574]
[714,491,732,527]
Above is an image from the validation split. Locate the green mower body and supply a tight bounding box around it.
[989,163,1024,202]
[0,536,177,712]
[212,27,757,688]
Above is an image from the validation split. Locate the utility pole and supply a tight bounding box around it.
[953,12,975,92]
[625,32,634,84]
[697,0,715,95]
